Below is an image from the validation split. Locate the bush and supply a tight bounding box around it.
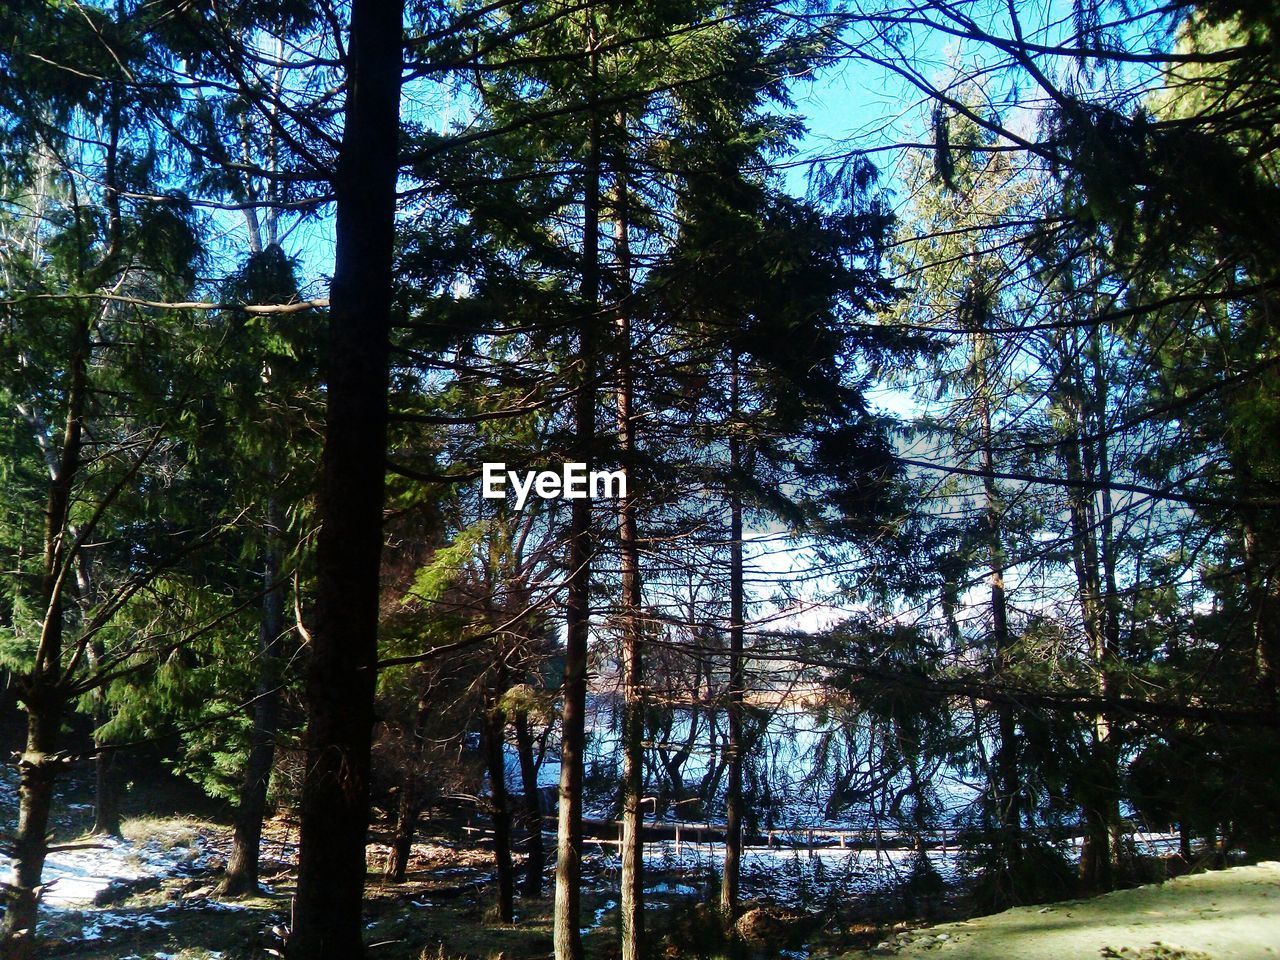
[959,829,1077,912]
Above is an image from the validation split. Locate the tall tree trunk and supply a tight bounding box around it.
[515,709,546,897]
[614,122,645,960]
[285,1,403,955]
[219,490,286,896]
[720,357,745,923]
[1087,324,1124,880]
[2,311,90,951]
[1063,428,1113,891]
[1059,327,1118,893]
[485,701,516,923]
[974,327,1021,904]
[553,24,601,960]
[219,88,292,896]
[3,92,124,948]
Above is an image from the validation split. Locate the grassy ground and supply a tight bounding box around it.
[835,861,1280,960]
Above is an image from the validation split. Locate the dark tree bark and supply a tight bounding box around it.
[1242,501,1280,705]
[2,312,90,953]
[91,744,122,838]
[657,703,699,801]
[1087,325,1124,885]
[515,708,546,897]
[553,24,601,960]
[973,325,1023,904]
[87,579,121,839]
[720,357,744,923]
[284,1,403,955]
[386,691,432,884]
[90,631,122,840]
[219,492,286,897]
[553,430,593,960]
[485,702,516,923]
[4,699,63,953]
[386,783,420,884]
[217,97,294,898]
[1056,327,1120,893]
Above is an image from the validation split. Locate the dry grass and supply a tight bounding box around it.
[120,814,209,850]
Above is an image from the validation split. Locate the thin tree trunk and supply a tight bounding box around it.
[219,490,286,896]
[89,634,121,839]
[1063,433,1113,892]
[515,709,546,897]
[91,741,122,838]
[973,326,1021,904]
[553,23,601,960]
[485,702,516,923]
[553,399,593,960]
[219,87,291,897]
[81,559,121,840]
[386,781,420,884]
[2,307,90,951]
[720,356,745,923]
[386,691,432,884]
[658,702,698,795]
[614,122,645,960]
[1059,327,1118,893]
[285,1,402,955]
[1089,325,1124,873]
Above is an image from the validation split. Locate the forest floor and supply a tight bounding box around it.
[4,761,1278,959]
[15,811,1280,960]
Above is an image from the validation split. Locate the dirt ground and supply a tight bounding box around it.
[838,861,1280,960]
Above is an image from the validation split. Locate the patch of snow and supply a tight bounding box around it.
[0,834,202,909]
[40,906,176,944]
[582,898,617,934]
[645,882,698,896]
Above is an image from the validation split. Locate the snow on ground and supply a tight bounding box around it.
[2,757,214,914]
[0,833,205,909]
[588,831,1183,907]
[674,838,960,890]
[581,837,964,905]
